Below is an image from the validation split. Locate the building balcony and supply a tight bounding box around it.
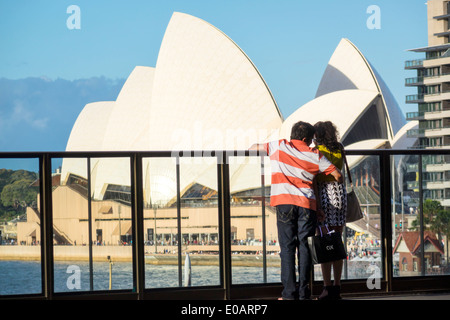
[405,59,424,69]
[406,94,424,103]
[433,30,450,38]
[408,144,450,149]
[407,129,423,137]
[407,180,419,190]
[422,91,450,103]
[406,111,424,120]
[423,55,450,68]
[407,126,450,138]
[406,178,450,190]
[433,13,450,20]
[406,163,419,172]
[423,73,450,85]
[425,162,450,172]
[405,77,424,86]
[406,108,450,120]
[424,179,450,190]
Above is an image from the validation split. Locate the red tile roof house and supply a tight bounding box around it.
[393,231,444,276]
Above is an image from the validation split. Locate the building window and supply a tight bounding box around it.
[425,84,440,94]
[246,228,254,241]
[402,257,408,271]
[147,228,154,242]
[96,229,103,245]
[418,102,442,113]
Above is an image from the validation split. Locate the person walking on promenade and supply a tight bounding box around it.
[313,121,348,300]
[250,121,343,300]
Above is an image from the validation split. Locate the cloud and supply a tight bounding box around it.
[12,100,49,129]
[0,77,125,151]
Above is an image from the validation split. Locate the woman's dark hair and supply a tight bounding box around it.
[314,121,341,152]
[290,121,315,141]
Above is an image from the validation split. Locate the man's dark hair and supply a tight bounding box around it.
[290,121,315,141]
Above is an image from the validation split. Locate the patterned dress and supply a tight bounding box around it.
[318,181,347,226]
[316,145,347,226]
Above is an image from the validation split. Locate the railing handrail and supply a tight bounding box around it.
[0,148,449,157]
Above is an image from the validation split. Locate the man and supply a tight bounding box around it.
[250,121,343,300]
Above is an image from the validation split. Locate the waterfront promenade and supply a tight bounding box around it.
[0,244,281,266]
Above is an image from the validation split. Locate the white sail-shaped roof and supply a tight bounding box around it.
[316,39,379,95]
[149,12,282,151]
[102,66,155,151]
[279,90,379,142]
[315,38,406,142]
[62,15,416,205]
[282,38,410,149]
[62,12,283,204]
[62,101,115,184]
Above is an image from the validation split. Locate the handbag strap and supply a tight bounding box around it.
[340,143,352,186]
[318,224,333,236]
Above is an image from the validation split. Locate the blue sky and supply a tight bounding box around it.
[0,0,428,157]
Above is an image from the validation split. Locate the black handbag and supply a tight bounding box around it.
[342,147,363,223]
[308,225,347,264]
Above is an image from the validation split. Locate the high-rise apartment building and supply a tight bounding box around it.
[406,0,450,208]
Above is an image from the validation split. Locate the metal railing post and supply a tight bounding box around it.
[87,157,94,291]
[260,155,267,283]
[131,153,145,299]
[419,155,425,276]
[176,157,183,287]
[40,153,54,299]
[380,152,393,292]
[218,153,232,300]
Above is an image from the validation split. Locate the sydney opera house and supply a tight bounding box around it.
[18,12,417,250]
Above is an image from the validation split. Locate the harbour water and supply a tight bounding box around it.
[0,260,282,296]
[0,259,382,296]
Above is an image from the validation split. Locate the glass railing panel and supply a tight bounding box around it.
[178,155,220,287]
[406,112,423,120]
[263,155,281,283]
[392,155,420,277]
[345,155,382,280]
[0,158,41,296]
[421,154,449,276]
[53,157,133,292]
[314,155,383,282]
[405,77,424,85]
[52,157,89,292]
[228,155,279,284]
[405,59,424,68]
[392,153,450,277]
[89,157,133,290]
[406,94,424,102]
[142,156,180,289]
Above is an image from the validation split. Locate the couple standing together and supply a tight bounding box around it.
[251,120,347,300]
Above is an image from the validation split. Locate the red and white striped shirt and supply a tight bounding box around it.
[264,139,337,210]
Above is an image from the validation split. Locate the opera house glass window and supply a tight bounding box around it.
[52,157,133,293]
[0,158,41,296]
[392,154,450,277]
[144,156,220,289]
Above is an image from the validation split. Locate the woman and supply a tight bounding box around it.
[313,121,347,300]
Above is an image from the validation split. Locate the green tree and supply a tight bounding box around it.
[411,199,450,241]
[0,169,38,220]
[1,179,37,208]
